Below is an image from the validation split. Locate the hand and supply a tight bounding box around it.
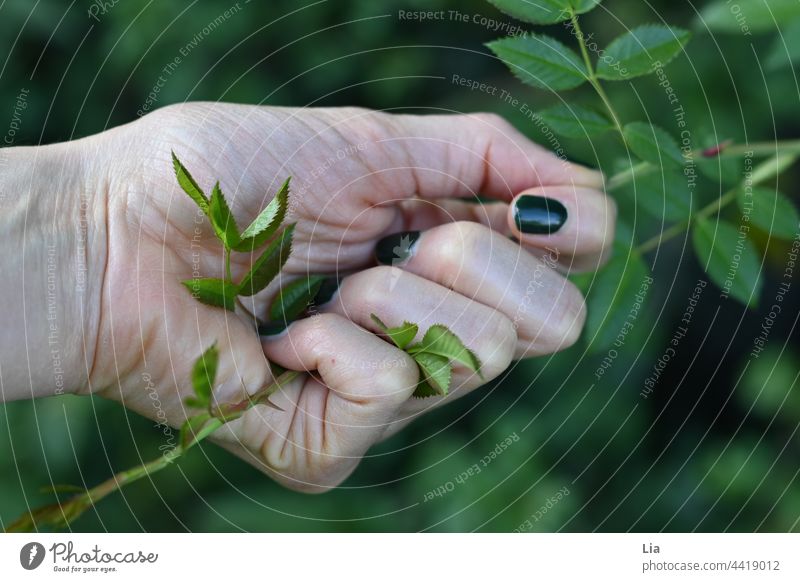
[4,104,614,492]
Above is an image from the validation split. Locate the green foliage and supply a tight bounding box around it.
[209,182,240,250]
[622,167,693,222]
[699,0,800,34]
[234,178,291,252]
[238,224,295,297]
[597,25,690,80]
[692,218,763,307]
[488,0,603,25]
[766,19,800,69]
[172,152,209,214]
[535,103,614,137]
[269,275,326,321]
[181,278,238,311]
[486,34,588,90]
[738,187,800,240]
[623,122,685,167]
[190,343,219,409]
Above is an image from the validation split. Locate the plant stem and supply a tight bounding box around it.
[570,10,626,139]
[225,248,233,284]
[6,370,298,532]
[634,153,798,255]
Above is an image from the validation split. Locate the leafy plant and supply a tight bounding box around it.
[486,0,800,350]
[7,154,481,532]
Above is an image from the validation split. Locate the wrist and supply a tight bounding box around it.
[0,140,107,399]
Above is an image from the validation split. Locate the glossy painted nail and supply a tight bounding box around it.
[375,231,421,265]
[513,196,568,235]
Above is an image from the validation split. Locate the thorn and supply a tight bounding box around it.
[702,139,733,158]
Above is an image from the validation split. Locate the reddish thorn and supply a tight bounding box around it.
[702,139,734,158]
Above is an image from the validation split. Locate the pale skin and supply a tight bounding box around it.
[0,104,614,492]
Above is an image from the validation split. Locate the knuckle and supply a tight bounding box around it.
[551,283,586,351]
[428,221,487,285]
[479,313,517,378]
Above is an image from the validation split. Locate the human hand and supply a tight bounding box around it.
[10,104,614,491]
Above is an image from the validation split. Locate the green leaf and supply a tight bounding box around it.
[488,0,602,25]
[585,249,651,352]
[597,25,690,80]
[409,325,483,378]
[238,224,295,297]
[209,182,240,250]
[692,218,763,307]
[767,19,800,69]
[698,0,800,34]
[487,34,588,91]
[624,122,684,167]
[269,275,326,321]
[233,177,291,252]
[412,380,440,399]
[535,103,614,138]
[182,278,238,311]
[738,187,800,240]
[179,413,211,451]
[190,344,219,407]
[172,151,209,214]
[370,314,419,350]
[413,352,452,397]
[621,166,693,222]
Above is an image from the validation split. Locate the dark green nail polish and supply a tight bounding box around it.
[314,276,342,306]
[258,321,288,337]
[513,196,568,235]
[375,231,421,265]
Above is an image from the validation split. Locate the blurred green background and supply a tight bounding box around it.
[1,0,799,532]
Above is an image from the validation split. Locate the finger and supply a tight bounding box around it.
[508,186,616,272]
[398,198,511,234]
[321,266,517,394]
[375,222,586,358]
[383,112,603,204]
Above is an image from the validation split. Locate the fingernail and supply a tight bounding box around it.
[513,196,568,235]
[375,231,421,265]
[313,276,342,307]
[258,321,288,337]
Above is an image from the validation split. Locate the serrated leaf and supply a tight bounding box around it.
[692,218,763,307]
[190,344,219,407]
[621,165,693,222]
[409,324,483,378]
[487,34,588,91]
[624,122,684,167]
[585,249,651,352]
[738,187,799,240]
[269,275,326,321]
[209,182,240,250]
[767,19,800,69]
[597,25,690,80]
[238,224,295,297]
[172,151,209,214]
[488,0,602,25]
[413,352,452,397]
[233,177,290,252]
[370,314,419,350]
[698,0,800,34]
[535,103,614,138]
[182,278,238,311]
[412,380,440,399]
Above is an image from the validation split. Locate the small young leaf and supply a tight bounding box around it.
[698,0,800,34]
[536,103,614,138]
[233,177,290,252]
[179,413,211,451]
[190,344,219,408]
[624,122,684,167]
[172,151,209,214]
[370,314,419,350]
[409,324,483,378]
[597,25,691,80]
[738,187,799,240]
[487,34,588,91]
[238,224,295,297]
[269,275,326,321]
[182,278,238,311]
[692,218,763,307]
[621,165,693,222]
[413,380,440,399]
[413,352,452,397]
[488,0,602,25]
[209,182,240,250]
[585,248,651,352]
